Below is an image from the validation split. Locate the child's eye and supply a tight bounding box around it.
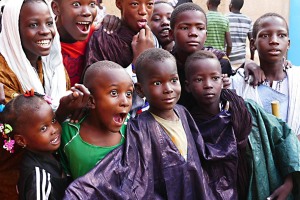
[261,34,269,38]
[195,78,203,82]
[151,16,161,22]
[29,23,38,28]
[131,2,138,7]
[212,76,221,81]
[153,81,161,86]
[197,26,206,31]
[41,126,47,132]
[89,2,96,7]
[110,90,118,97]
[72,2,80,7]
[147,2,154,7]
[126,91,133,98]
[278,33,287,38]
[171,78,178,83]
[47,21,54,27]
[52,118,57,124]
[180,26,188,30]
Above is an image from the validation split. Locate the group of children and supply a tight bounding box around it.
[0,0,299,200]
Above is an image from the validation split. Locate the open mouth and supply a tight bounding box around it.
[137,20,147,29]
[113,113,127,125]
[50,135,60,145]
[36,39,51,47]
[159,28,170,37]
[76,21,91,32]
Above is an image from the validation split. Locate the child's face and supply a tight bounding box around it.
[185,58,222,107]
[90,69,133,134]
[170,10,207,56]
[149,3,174,47]
[52,0,97,42]
[137,58,181,117]
[19,1,55,61]
[19,102,62,153]
[252,16,290,64]
[116,0,154,33]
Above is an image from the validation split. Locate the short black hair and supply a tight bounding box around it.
[252,12,289,39]
[230,0,244,10]
[83,60,126,93]
[185,50,219,79]
[208,0,220,7]
[135,48,176,82]
[170,2,206,29]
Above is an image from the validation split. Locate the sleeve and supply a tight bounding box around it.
[58,122,72,176]
[84,29,103,69]
[21,167,52,200]
[0,56,23,103]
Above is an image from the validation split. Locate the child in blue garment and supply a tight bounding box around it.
[0,93,70,200]
[185,50,300,200]
[63,48,222,200]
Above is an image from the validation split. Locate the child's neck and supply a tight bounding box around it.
[196,101,220,118]
[208,6,218,11]
[150,108,178,121]
[230,8,241,14]
[260,59,286,83]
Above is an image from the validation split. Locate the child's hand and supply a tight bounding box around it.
[244,59,266,87]
[57,84,90,123]
[100,14,121,34]
[131,25,155,65]
[267,174,293,200]
[0,83,4,104]
[222,74,231,89]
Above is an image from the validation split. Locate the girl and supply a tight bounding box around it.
[0,92,70,199]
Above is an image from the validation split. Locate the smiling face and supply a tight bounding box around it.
[19,1,55,62]
[89,68,133,134]
[170,10,207,57]
[18,101,62,153]
[149,3,174,47]
[251,16,290,65]
[52,0,97,42]
[116,0,154,33]
[137,58,181,119]
[185,58,222,109]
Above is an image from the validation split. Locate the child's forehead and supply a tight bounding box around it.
[176,10,206,24]
[259,16,288,31]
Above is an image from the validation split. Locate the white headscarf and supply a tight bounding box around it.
[0,0,67,109]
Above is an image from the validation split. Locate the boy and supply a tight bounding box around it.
[51,0,120,86]
[231,13,300,138]
[205,0,232,56]
[185,50,300,200]
[59,61,133,179]
[226,0,254,69]
[84,0,157,71]
[64,48,217,199]
[169,2,233,107]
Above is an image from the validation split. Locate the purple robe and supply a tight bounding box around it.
[64,105,223,199]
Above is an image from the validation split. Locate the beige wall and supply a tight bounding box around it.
[104,1,289,24]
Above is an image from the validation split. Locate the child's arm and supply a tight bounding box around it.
[225,31,232,56]
[56,84,90,123]
[267,174,293,200]
[99,14,121,34]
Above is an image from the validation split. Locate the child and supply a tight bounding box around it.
[84,0,156,71]
[231,13,300,138]
[226,0,254,68]
[169,2,233,107]
[149,1,174,51]
[205,0,232,56]
[59,61,133,179]
[63,48,219,199]
[0,93,70,199]
[185,50,300,200]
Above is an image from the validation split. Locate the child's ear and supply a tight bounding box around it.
[87,95,96,109]
[250,38,256,51]
[115,0,122,11]
[134,83,145,98]
[14,134,27,148]
[185,80,191,93]
[51,1,60,16]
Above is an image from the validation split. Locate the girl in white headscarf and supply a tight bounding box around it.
[0,0,69,109]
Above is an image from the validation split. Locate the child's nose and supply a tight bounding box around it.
[120,94,130,107]
[270,34,279,44]
[81,6,92,17]
[163,82,174,94]
[138,4,147,15]
[39,24,51,35]
[161,17,170,26]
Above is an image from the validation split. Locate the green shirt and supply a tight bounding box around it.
[59,115,128,179]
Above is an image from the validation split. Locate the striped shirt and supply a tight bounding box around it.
[205,11,230,51]
[226,12,252,64]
